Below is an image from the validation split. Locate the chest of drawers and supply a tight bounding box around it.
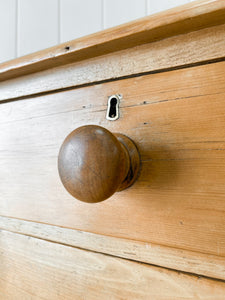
[1,1,225,298]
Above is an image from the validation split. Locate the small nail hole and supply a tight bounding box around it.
[65,46,70,50]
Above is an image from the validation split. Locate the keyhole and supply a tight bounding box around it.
[106,95,121,121]
[109,97,117,118]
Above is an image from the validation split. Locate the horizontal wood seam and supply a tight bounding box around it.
[1,87,224,125]
[3,215,224,258]
[1,226,225,283]
[1,216,225,282]
[1,55,225,104]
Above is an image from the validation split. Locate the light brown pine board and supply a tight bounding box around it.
[0,0,224,83]
[1,230,225,300]
[0,23,224,102]
[1,216,225,281]
[0,62,225,258]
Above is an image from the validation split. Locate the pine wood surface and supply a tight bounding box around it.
[0,0,224,83]
[1,229,225,300]
[0,62,225,260]
[1,216,225,281]
[0,23,224,102]
[1,1,225,295]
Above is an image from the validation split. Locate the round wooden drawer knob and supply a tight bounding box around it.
[58,125,140,203]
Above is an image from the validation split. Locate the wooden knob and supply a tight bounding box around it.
[58,125,140,203]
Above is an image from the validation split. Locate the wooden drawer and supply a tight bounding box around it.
[1,230,225,300]
[0,0,225,298]
[1,61,225,257]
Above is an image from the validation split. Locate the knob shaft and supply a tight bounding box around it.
[58,125,140,203]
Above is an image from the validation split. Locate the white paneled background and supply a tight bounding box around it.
[0,0,195,63]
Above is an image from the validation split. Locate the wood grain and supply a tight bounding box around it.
[0,0,224,83]
[0,23,224,101]
[0,62,225,259]
[1,229,225,300]
[1,216,225,281]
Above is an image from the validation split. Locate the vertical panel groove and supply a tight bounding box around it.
[0,0,17,62]
[17,0,58,57]
[58,0,61,44]
[101,0,104,30]
[15,0,18,58]
[104,0,146,29]
[0,0,206,63]
[145,0,148,15]
[60,0,102,43]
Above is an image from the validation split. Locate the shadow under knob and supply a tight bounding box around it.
[58,125,140,203]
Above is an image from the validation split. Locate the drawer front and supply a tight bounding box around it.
[0,61,225,257]
[1,230,225,300]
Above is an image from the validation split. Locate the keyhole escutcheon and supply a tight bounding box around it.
[106,94,121,121]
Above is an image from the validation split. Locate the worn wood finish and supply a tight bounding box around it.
[1,1,225,295]
[1,229,225,300]
[58,125,140,203]
[0,23,225,102]
[1,216,225,281]
[0,0,224,83]
[0,62,225,258]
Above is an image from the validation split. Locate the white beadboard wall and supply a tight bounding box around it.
[0,0,195,63]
